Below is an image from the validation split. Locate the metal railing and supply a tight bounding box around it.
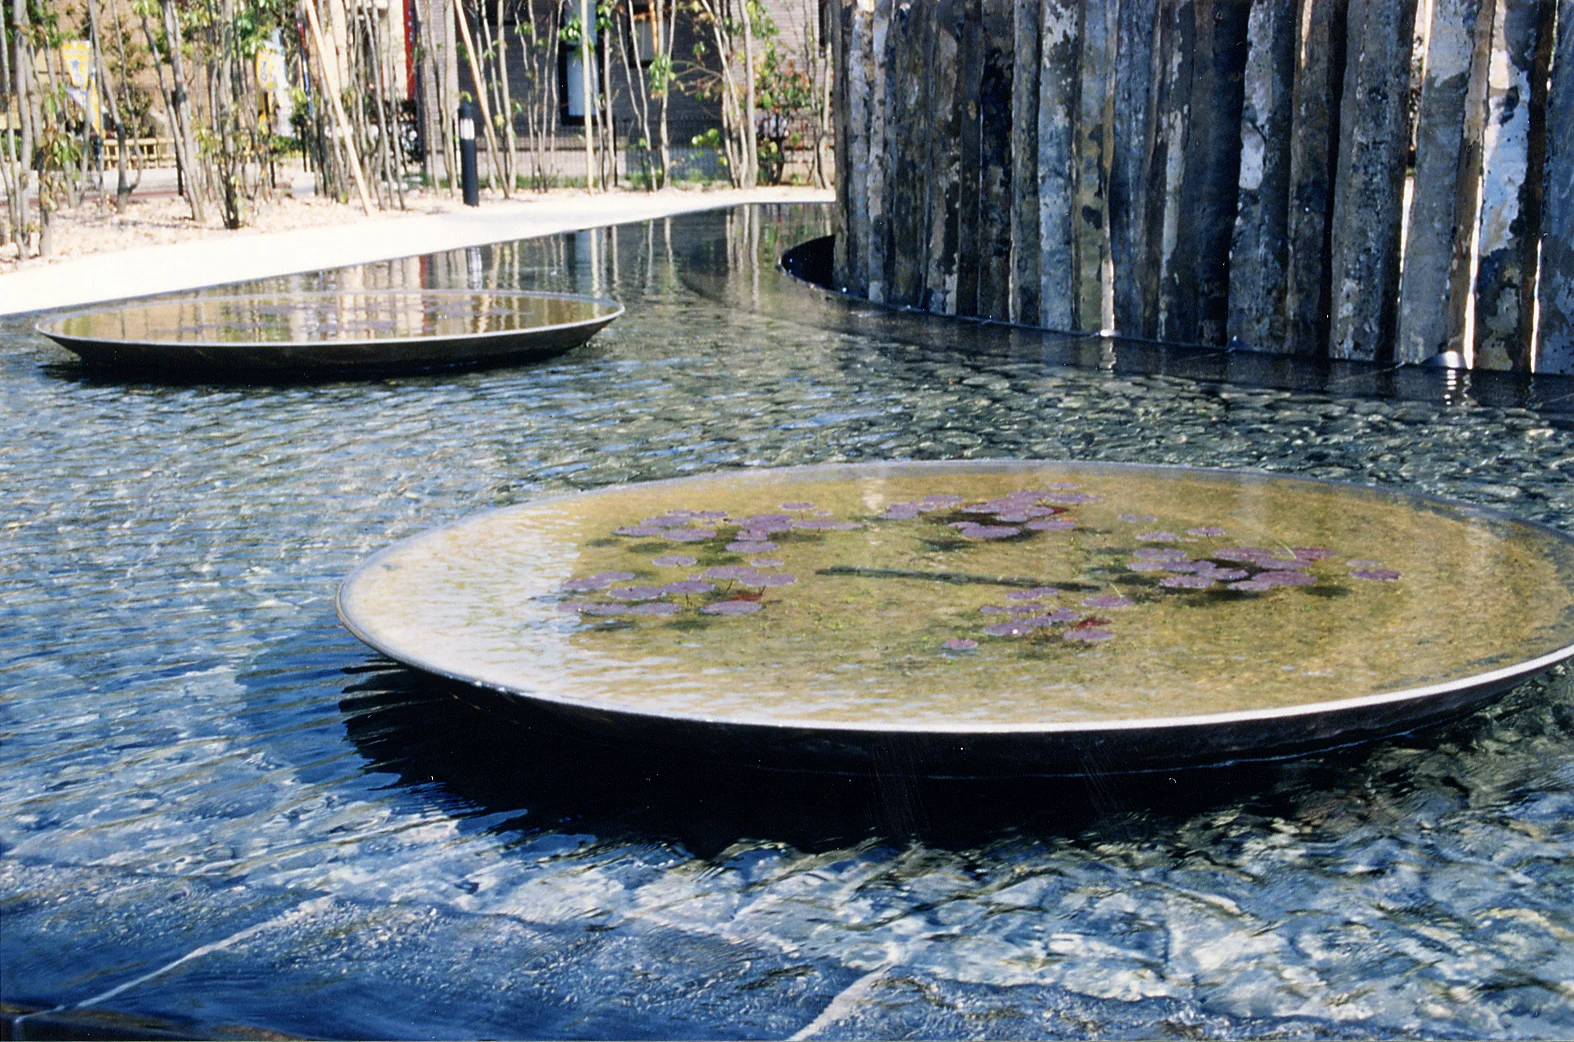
[102,137,178,167]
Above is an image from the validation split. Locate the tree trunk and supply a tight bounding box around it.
[522,0,560,191]
[214,0,243,229]
[147,1,208,223]
[814,2,833,189]
[451,0,507,194]
[655,0,674,187]
[0,0,27,251]
[601,8,617,186]
[87,0,133,213]
[370,1,405,209]
[496,0,517,193]
[700,0,745,186]
[742,0,758,187]
[416,0,443,187]
[303,0,377,213]
[580,0,597,189]
[621,0,654,189]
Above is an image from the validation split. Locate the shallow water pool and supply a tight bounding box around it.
[7,204,1574,1039]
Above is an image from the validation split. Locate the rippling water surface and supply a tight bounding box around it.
[6,204,1574,1039]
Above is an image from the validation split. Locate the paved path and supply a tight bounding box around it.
[1,187,832,316]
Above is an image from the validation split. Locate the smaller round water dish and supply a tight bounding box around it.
[337,461,1574,777]
[35,289,623,375]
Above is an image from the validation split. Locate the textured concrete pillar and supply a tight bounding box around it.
[977,0,1015,322]
[1109,0,1157,338]
[1036,0,1081,329]
[926,0,965,315]
[1180,0,1250,346]
[1152,0,1196,343]
[954,0,984,316]
[1009,0,1042,324]
[1395,0,1486,364]
[1073,0,1116,331]
[1227,0,1298,352]
[1327,0,1419,360]
[1537,1,1574,372]
[1284,0,1347,356]
[1471,0,1551,370]
[883,0,930,308]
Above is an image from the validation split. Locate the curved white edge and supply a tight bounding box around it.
[35,289,625,352]
[335,459,1574,738]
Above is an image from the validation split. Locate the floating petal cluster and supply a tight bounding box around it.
[548,481,1405,656]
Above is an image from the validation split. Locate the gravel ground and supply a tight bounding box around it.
[1,187,450,272]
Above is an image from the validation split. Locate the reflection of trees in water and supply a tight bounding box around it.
[263,218,690,301]
[164,205,832,321]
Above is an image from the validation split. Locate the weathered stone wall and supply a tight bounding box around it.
[831,0,1574,373]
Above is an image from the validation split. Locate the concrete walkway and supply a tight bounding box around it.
[0,186,833,316]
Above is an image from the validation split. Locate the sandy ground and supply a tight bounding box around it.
[1,173,810,275]
[0,194,427,272]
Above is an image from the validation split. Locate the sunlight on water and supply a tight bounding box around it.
[7,205,1574,1039]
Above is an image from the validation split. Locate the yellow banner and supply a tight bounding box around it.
[61,41,102,134]
[61,40,90,88]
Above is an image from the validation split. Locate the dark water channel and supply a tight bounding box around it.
[6,204,1574,1039]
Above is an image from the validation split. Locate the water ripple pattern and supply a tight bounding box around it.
[5,205,1574,1039]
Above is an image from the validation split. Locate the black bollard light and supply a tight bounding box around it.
[458,100,479,207]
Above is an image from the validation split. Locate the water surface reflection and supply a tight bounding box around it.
[6,205,1574,1039]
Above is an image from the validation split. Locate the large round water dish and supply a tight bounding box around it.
[337,461,1574,776]
[35,289,622,374]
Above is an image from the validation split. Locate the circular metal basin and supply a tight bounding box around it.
[35,289,623,375]
[337,461,1574,776]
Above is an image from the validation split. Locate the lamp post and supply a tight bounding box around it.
[458,100,479,207]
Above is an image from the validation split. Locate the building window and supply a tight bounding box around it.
[558,1,599,125]
[631,3,654,65]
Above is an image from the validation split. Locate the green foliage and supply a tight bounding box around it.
[755,46,811,116]
[229,0,290,59]
[18,0,65,47]
[681,0,810,184]
[35,87,82,211]
[128,0,168,59]
[647,53,673,96]
[690,125,725,156]
[752,23,815,185]
[559,15,583,47]
[745,0,779,42]
[287,86,312,141]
